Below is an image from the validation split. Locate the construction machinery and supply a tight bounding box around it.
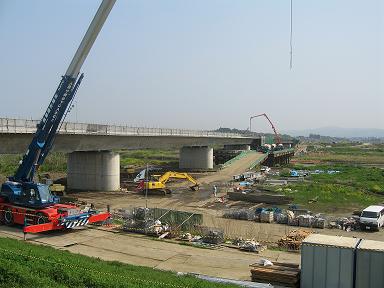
[137,171,199,195]
[0,0,116,234]
[249,113,283,147]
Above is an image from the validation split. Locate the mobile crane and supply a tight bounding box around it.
[0,0,116,234]
[137,171,199,195]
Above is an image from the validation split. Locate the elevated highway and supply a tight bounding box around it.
[0,118,261,191]
[0,118,258,154]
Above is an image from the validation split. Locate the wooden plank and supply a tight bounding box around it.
[250,262,300,270]
[251,268,299,277]
[251,265,300,272]
[273,261,300,268]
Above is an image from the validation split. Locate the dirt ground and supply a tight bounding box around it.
[71,189,384,243]
[71,151,384,244]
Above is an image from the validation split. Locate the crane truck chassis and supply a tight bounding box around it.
[0,0,116,234]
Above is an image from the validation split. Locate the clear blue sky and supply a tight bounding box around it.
[0,0,383,132]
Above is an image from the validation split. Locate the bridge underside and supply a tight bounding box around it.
[262,149,295,167]
[0,133,255,154]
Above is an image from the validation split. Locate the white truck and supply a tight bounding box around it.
[359,205,384,230]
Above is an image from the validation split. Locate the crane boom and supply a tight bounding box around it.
[66,0,116,78]
[12,0,116,182]
[250,113,282,144]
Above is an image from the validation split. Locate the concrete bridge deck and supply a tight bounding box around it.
[0,118,257,154]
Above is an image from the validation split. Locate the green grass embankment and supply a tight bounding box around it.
[0,237,236,288]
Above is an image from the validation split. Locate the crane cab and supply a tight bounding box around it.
[0,181,59,208]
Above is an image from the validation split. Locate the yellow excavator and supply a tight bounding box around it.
[137,171,199,195]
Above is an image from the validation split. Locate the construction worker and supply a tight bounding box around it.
[213,185,217,197]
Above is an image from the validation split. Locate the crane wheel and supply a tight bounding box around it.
[35,212,48,225]
[3,208,14,225]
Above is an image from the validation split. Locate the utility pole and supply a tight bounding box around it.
[145,163,148,209]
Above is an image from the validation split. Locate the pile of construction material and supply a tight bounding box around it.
[178,227,224,246]
[223,209,256,221]
[232,238,267,253]
[329,216,360,231]
[259,210,274,223]
[278,229,312,251]
[114,207,203,236]
[250,260,300,287]
[200,227,224,244]
[287,212,326,229]
[233,171,258,182]
[222,207,327,229]
[115,207,170,235]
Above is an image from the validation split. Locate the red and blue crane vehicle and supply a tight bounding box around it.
[0,0,116,234]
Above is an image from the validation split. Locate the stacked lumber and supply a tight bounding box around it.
[250,261,300,287]
[278,229,312,251]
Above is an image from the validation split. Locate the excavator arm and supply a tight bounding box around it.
[140,171,200,194]
[158,172,199,191]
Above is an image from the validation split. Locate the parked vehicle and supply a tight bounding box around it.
[359,205,384,230]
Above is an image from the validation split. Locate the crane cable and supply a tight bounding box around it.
[290,0,293,69]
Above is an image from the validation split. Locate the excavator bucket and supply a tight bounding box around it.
[190,185,199,191]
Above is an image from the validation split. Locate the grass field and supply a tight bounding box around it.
[0,237,236,288]
[119,149,179,167]
[280,146,384,213]
[0,153,67,178]
[295,143,384,166]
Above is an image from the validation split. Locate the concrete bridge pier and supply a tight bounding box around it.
[179,146,213,170]
[67,151,120,191]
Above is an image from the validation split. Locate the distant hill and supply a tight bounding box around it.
[284,127,384,138]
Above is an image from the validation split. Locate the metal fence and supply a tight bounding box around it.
[0,118,249,139]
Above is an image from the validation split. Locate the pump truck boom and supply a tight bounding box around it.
[0,0,116,234]
[250,113,283,145]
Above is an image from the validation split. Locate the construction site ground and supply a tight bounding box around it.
[0,225,300,281]
[1,151,383,282]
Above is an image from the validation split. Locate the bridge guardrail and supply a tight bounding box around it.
[0,118,250,139]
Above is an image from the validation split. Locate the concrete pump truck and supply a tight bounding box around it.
[0,0,116,234]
